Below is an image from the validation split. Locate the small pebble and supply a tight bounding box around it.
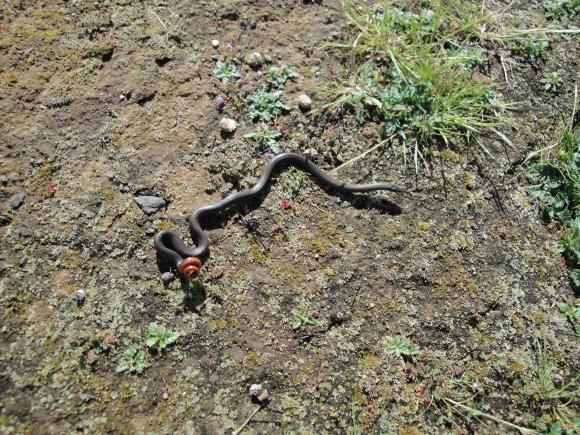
[249,19,257,29]
[304,148,318,159]
[9,192,25,209]
[249,384,262,397]
[211,39,219,48]
[161,272,175,285]
[86,350,96,365]
[297,94,312,112]
[74,289,86,304]
[249,384,269,402]
[246,52,264,69]
[133,195,166,215]
[219,117,238,135]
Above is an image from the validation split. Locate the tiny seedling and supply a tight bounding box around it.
[247,86,290,121]
[146,322,180,352]
[557,300,580,338]
[513,38,550,69]
[213,61,240,82]
[385,336,420,359]
[265,66,299,88]
[292,308,316,329]
[244,127,282,153]
[116,346,148,374]
[541,71,564,92]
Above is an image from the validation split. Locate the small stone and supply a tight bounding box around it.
[134,195,166,215]
[9,192,25,209]
[211,39,219,48]
[249,384,262,398]
[297,94,312,112]
[210,268,224,280]
[74,289,86,304]
[249,19,257,29]
[246,52,264,69]
[161,272,175,285]
[304,148,318,159]
[219,117,238,135]
[86,350,96,365]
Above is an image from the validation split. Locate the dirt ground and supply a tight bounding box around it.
[0,0,578,433]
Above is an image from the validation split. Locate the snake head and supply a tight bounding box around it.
[177,257,202,280]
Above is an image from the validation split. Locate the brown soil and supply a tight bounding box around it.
[0,0,578,433]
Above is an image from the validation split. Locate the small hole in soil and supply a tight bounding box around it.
[155,57,172,67]
[101,49,114,62]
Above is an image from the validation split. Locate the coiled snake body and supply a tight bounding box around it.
[154,152,404,279]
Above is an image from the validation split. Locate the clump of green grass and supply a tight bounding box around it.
[265,65,298,88]
[116,346,148,374]
[213,61,240,82]
[326,0,510,170]
[512,37,550,69]
[528,107,579,286]
[247,86,290,121]
[522,334,580,430]
[146,322,180,352]
[385,336,420,359]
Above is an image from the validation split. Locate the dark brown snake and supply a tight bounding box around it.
[154,152,404,279]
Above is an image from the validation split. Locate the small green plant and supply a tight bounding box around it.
[244,126,282,153]
[547,420,580,435]
[265,66,299,88]
[557,299,580,338]
[528,114,579,285]
[213,61,240,82]
[116,346,148,374]
[541,71,564,93]
[447,46,486,68]
[247,86,290,121]
[282,169,313,196]
[513,38,550,69]
[292,308,316,329]
[385,336,420,359]
[146,322,180,352]
[545,0,580,21]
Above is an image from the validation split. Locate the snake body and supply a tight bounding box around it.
[154,152,404,279]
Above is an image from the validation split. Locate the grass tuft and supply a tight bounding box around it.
[325,0,511,171]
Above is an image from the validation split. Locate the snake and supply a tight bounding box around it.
[154,152,404,280]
